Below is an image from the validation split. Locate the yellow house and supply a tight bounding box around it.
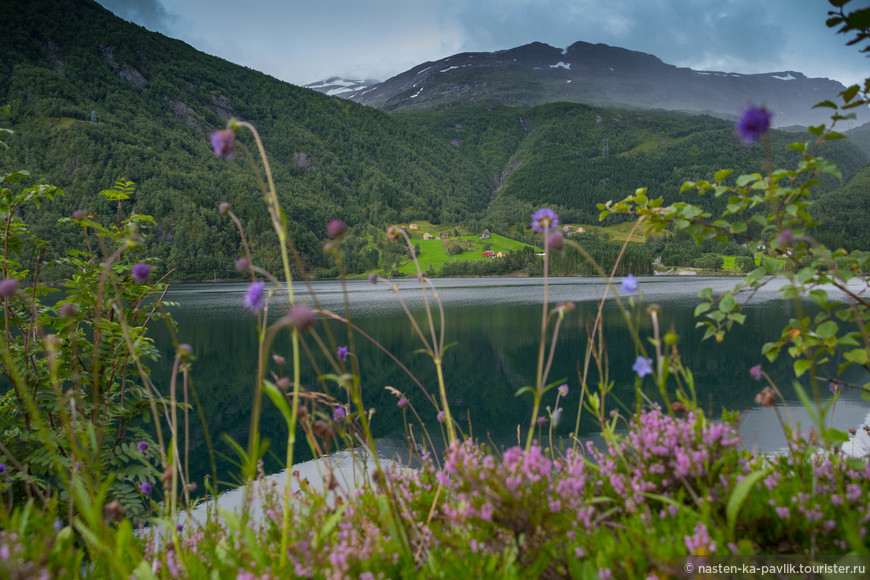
[496,251,506,258]
[408,224,419,230]
[422,233,434,240]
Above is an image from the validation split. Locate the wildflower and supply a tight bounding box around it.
[537,417,547,426]
[59,302,76,317]
[235,257,250,272]
[0,463,6,475]
[774,229,794,248]
[0,279,18,298]
[368,273,378,284]
[131,263,151,283]
[137,441,150,454]
[333,407,346,422]
[437,410,446,423]
[531,208,559,233]
[546,231,564,250]
[326,220,346,239]
[140,481,152,495]
[830,380,842,395]
[178,344,192,357]
[210,129,236,159]
[552,408,562,427]
[398,398,409,409]
[72,209,87,220]
[286,304,315,330]
[755,386,776,407]
[218,202,230,215]
[558,384,568,397]
[276,377,291,390]
[632,355,653,378]
[337,345,348,362]
[176,524,183,533]
[243,281,265,313]
[735,106,772,145]
[621,274,639,293]
[750,364,762,380]
[313,420,334,442]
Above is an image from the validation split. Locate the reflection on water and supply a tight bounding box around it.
[148,276,870,486]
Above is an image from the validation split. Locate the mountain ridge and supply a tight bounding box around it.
[306,40,866,128]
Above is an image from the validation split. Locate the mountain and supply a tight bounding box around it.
[303,77,380,99]
[316,41,866,128]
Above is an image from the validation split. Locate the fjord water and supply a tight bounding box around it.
[149,276,870,484]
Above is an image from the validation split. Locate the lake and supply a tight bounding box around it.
[148,275,870,486]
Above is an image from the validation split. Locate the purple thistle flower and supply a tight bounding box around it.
[337,345,348,362]
[633,355,653,378]
[546,231,564,250]
[558,384,568,397]
[286,303,315,330]
[139,481,152,495]
[0,279,18,299]
[531,208,559,234]
[750,365,762,380]
[210,129,236,159]
[131,263,151,283]
[243,281,265,313]
[137,441,150,454]
[398,398,409,409]
[176,524,184,533]
[333,407,346,422]
[735,106,772,145]
[621,274,639,293]
[326,220,347,239]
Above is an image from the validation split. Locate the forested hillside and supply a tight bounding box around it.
[0,0,491,279]
[1,0,868,281]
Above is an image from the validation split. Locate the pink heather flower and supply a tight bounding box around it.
[131,263,151,283]
[633,355,653,378]
[437,410,446,423]
[735,106,772,145]
[137,441,150,454]
[536,417,547,426]
[333,407,346,422]
[398,398,409,409]
[235,258,250,272]
[546,231,564,250]
[621,274,638,293]
[750,364,762,380]
[337,345,348,362]
[326,220,347,238]
[558,384,568,397]
[243,281,265,313]
[210,129,235,159]
[531,208,559,233]
[0,279,18,299]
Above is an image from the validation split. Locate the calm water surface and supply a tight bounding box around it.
[148,276,870,484]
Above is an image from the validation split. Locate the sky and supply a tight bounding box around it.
[96,0,870,88]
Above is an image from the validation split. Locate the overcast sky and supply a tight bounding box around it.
[97,0,870,87]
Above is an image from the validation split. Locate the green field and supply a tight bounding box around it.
[397,229,537,275]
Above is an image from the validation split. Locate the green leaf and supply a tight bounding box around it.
[793,359,813,378]
[719,293,737,313]
[812,100,838,109]
[714,169,734,183]
[844,348,868,365]
[694,302,711,316]
[815,320,838,340]
[729,221,747,234]
[727,470,767,534]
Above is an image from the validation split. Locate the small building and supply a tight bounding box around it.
[480,230,491,239]
[562,225,574,232]
[482,250,496,258]
[423,233,434,240]
[408,224,419,230]
[440,233,449,239]
[576,227,586,234]
[496,251,506,258]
